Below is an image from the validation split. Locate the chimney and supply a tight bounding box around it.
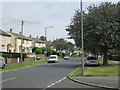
[36,36,38,39]
[10,29,12,32]
[29,35,32,38]
[19,32,22,34]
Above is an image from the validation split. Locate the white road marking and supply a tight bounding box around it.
[0,77,16,83]
[42,77,66,90]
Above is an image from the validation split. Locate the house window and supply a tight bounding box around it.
[26,47,30,53]
[23,40,25,44]
[1,45,5,51]
[26,41,28,44]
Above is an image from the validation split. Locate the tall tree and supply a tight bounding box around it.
[52,38,74,52]
[39,36,46,41]
[66,2,120,65]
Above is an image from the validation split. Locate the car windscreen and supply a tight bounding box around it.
[87,57,97,60]
[50,56,56,59]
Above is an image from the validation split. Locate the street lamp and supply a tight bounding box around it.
[45,26,53,41]
[80,0,84,75]
[44,26,53,59]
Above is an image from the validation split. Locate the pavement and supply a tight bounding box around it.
[68,76,119,90]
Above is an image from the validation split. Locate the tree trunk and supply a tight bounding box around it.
[103,50,109,65]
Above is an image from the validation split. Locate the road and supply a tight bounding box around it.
[2,58,107,89]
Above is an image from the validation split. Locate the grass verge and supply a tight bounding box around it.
[1,60,47,71]
[70,58,120,77]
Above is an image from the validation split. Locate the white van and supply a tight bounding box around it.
[0,57,6,69]
[48,55,58,63]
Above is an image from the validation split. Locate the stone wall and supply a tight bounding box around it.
[6,58,17,64]
[24,57,35,62]
[5,54,46,64]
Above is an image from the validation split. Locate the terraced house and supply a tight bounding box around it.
[0,29,47,53]
[7,29,33,53]
[28,35,46,48]
[0,29,13,52]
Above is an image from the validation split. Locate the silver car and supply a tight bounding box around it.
[64,56,70,60]
[85,56,99,66]
[0,57,6,69]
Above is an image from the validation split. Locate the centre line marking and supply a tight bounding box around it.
[46,77,66,88]
[0,77,16,83]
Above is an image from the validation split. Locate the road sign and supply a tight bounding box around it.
[44,51,47,54]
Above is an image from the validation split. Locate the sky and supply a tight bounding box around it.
[0,0,119,44]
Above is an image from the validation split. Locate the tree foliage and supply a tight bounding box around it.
[52,38,74,53]
[39,36,46,41]
[66,2,120,65]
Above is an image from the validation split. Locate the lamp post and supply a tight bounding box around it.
[80,0,84,75]
[45,26,53,41]
[44,26,53,58]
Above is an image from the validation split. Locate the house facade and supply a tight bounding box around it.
[0,29,13,52]
[28,35,46,48]
[7,29,33,53]
[1,29,47,53]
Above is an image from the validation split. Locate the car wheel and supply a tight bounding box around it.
[2,64,5,69]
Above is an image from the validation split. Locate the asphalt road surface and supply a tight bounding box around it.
[1,58,108,90]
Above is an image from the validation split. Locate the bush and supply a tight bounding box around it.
[108,53,120,61]
[2,52,27,58]
[2,54,12,58]
[32,47,38,53]
[35,48,42,54]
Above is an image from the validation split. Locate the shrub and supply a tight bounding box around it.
[108,53,120,61]
[35,48,42,54]
[1,53,27,58]
[32,47,38,53]
[2,54,12,58]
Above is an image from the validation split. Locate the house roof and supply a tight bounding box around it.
[28,37,43,43]
[0,29,11,37]
[44,41,53,46]
[8,31,32,41]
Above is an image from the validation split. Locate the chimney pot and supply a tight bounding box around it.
[10,29,12,32]
[19,32,22,34]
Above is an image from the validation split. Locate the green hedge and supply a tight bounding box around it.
[2,52,27,58]
[108,53,120,61]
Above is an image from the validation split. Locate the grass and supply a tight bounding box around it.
[1,60,47,71]
[70,58,120,77]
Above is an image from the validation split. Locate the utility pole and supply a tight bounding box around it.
[80,0,84,75]
[20,20,24,63]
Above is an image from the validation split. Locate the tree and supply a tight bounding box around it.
[39,36,46,41]
[52,38,74,53]
[66,2,120,65]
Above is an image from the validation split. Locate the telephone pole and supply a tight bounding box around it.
[20,20,24,63]
[80,0,84,75]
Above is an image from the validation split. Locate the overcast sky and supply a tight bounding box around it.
[1,0,119,44]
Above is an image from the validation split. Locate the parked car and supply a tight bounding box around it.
[0,57,6,69]
[36,57,41,60]
[85,56,99,66]
[48,55,58,63]
[64,56,70,60]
